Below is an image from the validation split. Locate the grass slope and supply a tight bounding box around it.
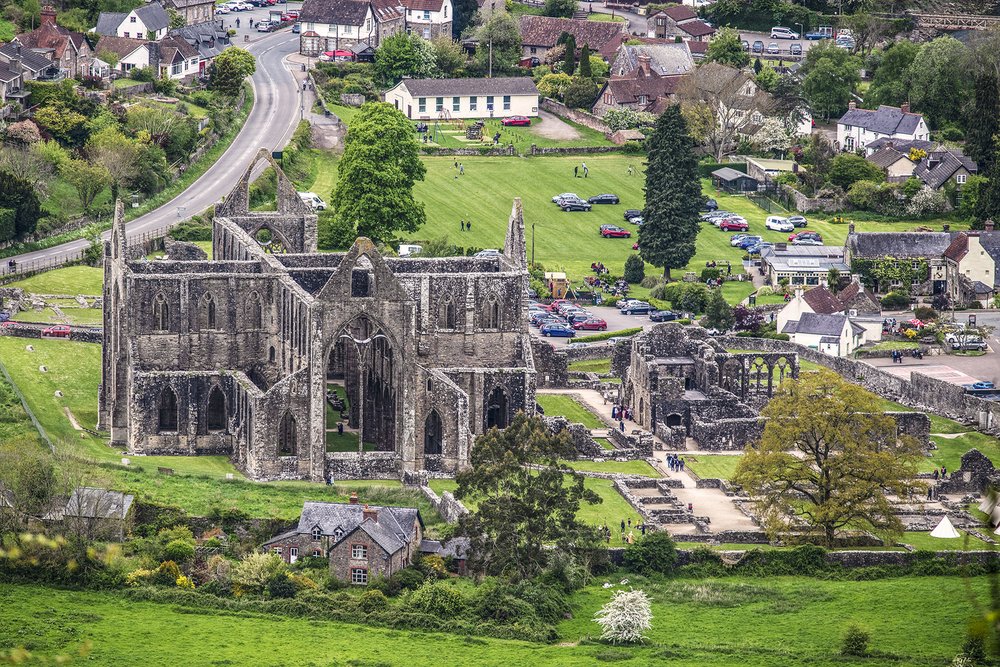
[8,266,104,296]
[535,394,605,428]
[567,358,611,373]
[686,455,742,481]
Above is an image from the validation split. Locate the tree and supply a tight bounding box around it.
[0,438,61,534]
[563,76,597,109]
[801,43,861,120]
[97,48,121,69]
[623,254,644,283]
[733,370,922,546]
[909,36,970,129]
[431,36,466,76]
[827,267,842,292]
[578,43,592,78]
[706,27,749,69]
[5,120,41,145]
[32,100,89,146]
[975,163,1000,226]
[752,116,792,155]
[543,0,576,18]
[966,70,999,173]
[639,106,701,280]
[622,531,677,576]
[375,33,427,85]
[562,35,577,75]
[829,153,885,189]
[454,413,601,579]
[0,170,42,240]
[594,589,652,645]
[87,127,139,202]
[537,72,573,100]
[732,304,764,332]
[703,288,734,331]
[452,0,479,38]
[126,105,181,146]
[754,65,779,92]
[166,7,186,28]
[331,103,426,243]
[841,12,885,57]
[0,146,53,198]
[61,159,110,211]
[210,47,256,97]
[473,13,522,76]
[865,41,917,108]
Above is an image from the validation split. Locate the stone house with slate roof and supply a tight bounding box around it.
[864,143,978,191]
[168,21,231,75]
[263,495,423,583]
[0,43,59,82]
[163,0,216,26]
[592,54,685,116]
[780,312,867,356]
[836,102,930,153]
[645,6,714,42]
[844,229,955,296]
[385,76,538,119]
[16,6,93,78]
[402,0,452,39]
[62,487,135,542]
[518,15,626,61]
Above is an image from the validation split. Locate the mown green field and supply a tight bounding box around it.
[686,455,743,481]
[535,393,607,429]
[8,265,104,296]
[0,575,990,666]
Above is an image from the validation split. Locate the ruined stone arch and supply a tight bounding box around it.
[157,386,178,433]
[207,385,226,431]
[485,385,510,430]
[424,409,443,455]
[720,358,743,396]
[750,356,770,396]
[481,296,501,330]
[152,292,170,332]
[278,411,297,456]
[437,293,457,330]
[253,224,290,254]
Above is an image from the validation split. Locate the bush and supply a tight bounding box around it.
[151,560,183,587]
[359,588,388,612]
[881,291,911,310]
[163,539,195,564]
[622,532,678,575]
[267,571,297,599]
[913,306,938,321]
[232,552,287,596]
[841,624,870,657]
[639,275,662,289]
[130,66,154,82]
[408,581,467,617]
[623,255,645,284]
[471,581,538,623]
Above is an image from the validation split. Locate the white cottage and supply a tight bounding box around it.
[385,77,538,120]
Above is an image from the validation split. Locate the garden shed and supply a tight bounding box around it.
[711,167,758,193]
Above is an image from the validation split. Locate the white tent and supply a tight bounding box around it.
[930,516,961,539]
[979,495,997,516]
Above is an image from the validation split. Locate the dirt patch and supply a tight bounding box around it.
[533,110,582,140]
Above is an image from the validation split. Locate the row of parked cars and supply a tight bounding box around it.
[529,299,608,337]
[217,0,278,12]
[615,298,678,321]
[551,192,620,212]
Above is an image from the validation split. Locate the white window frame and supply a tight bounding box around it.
[502,95,511,110]
[351,567,368,584]
[312,527,322,540]
[469,96,477,111]
[273,547,282,555]
[418,97,426,113]
[452,96,460,112]
[423,9,430,19]
[351,544,367,559]
[957,173,967,184]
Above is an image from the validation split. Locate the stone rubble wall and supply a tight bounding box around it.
[419,485,469,524]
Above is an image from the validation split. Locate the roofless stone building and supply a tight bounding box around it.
[100,151,535,481]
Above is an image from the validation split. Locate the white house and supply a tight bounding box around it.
[780,312,867,356]
[385,77,538,120]
[759,244,850,289]
[95,3,171,40]
[298,0,405,55]
[777,285,881,356]
[836,102,930,153]
[93,36,150,73]
[402,0,452,39]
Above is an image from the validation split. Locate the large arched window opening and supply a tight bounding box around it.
[203,293,217,330]
[153,293,169,332]
[207,386,226,431]
[482,297,500,329]
[486,386,509,430]
[247,292,262,329]
[438,296,456,330]
[278,411,297,456]
[157,387,178,432]
[424,410,443,454]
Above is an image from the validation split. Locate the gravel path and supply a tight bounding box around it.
[534,110,582,140]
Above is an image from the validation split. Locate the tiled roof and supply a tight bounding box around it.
[802,286,844,315]
[401,0,444,11]
[169,21,230,58]
[93,35,147,60]
[64,487,134,519]
[0,61,20,82]
[867,147,910,170]
[838,104,923,136]
[678,20,714,37]
[300,0,371,27]
[610,42,693,77]
[785,312,849,337]
[518,15,626,58]
[603,70,683,110]
[943,232,969,263]
[95,12,127,35]
[846,231,955,259]
[836,281,879,311]
[372,0,404,22]
[17,23,87,59]
[295,500,421,549]
[400,76,538,96]
[685,40,707,57]
[658,5,697,22]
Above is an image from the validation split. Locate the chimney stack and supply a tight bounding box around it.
[987,220,995,232]
[901,102,910,114]
[349,492,359,505]
[637,52,651,76]
[40,5,56,26]
[848,101,856,110]
[362,504,378,523]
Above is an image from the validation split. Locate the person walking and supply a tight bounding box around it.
[466,221,471,231]
[620,519,626,534]
[583,162,589,177]
[235,17,240,28]
[619,420,625,432]
[459,163,464,175]
[574,165,579,178]
[460,220,465,231]
[627,164,635,176]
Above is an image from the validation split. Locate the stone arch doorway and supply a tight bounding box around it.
[278,411,297,456]
[325,315,398,453]
[207,385,226,431]
[664,413,683,428]
[485,386,509,430]
[424,410,443,455]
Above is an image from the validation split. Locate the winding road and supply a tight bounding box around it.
[7,29,303,274]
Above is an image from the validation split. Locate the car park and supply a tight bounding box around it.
[541,323,576,337]
[767,42,780,54]
[561,199,592,211]
[627,216,643,226]
[791,237,823,246]
[730,234,749,246]
[953,339,988,351]
[501,115,531,126]
[649,310,677,322]
[752,40,764,54]
[765,216,793,232]
[790,43,802,56]
[719,218,749,232]
[573,317,607,331]
[42,325,71,338]
[620,301,652,315]
[623,208,642,221]
[588,193,620,204]
[770,26,799,39]
[701,198,718,211]
[787,215,808,227]
[600,225,631,238]
[738,235,763,249]
[552,192,581,204]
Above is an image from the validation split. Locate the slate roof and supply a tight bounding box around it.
[913,149,978,190]
[782,312,849,337]
[0,61,20,82]
[973,280,994,294]
[838,104,924,136]
[300,0,371,27]
[603,70,683,110]
[64,487,134,519]
[159,34,199,63]
[134,3,171,31]
[400,76,537,97]
[802,286,844,315]
[95,12,128,36]
[0,43,53,73]
[93,36,147,60]
[678,20,715,37]
[610,42,694,77]
[518,15,626,58]
[169,21,230,59]
[845,231,955,259]
[867,147,911,170]
[712,167,752,182]
[866,137,937,153]
[293,501,422,553]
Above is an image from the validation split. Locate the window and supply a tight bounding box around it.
[123,31,130,38]
[351,544,367,559]
[423,9,430,19]
[158,387,178,432]
[502,95,511,110]
[418,97,426,113]
[486,95,494,110]
[530,47,536,54]
[958,174,968,184]
[172,62,181,76]
[207,386,226,431]
[203,293,217,329]
[453,96,460,112]
[435,96,444,111]
[312,527,322,540]
[637,95,647,105]
[469,96,477,111]
[273,547,283,555]
[425,410,443,454]
[351,568,368,585]
[604,93,612,105]
[153,293,169,331]
[438,297,456,329]
[130,16,136,22]
[278,411,297,456]
[313,549,321,557]
[444,5,447,16]
[806,276,819,285]
[345,25,352,34]
[482,298,500,329]
[845,124,852,131]
[366,18,372,31]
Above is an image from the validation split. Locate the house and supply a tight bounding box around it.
[592,54,685,116]
[168,20,232,75]
[0,43,59,82]
[608,42,694,78]
[163,0,216,26]
[402,0,452,39]
[93,36,153,74]
[685,40,707,60]
[844,228,956,296]
[62,487,135,542]
[263,495,423,584]
[680,62,775,140]
[646,6,714,42]
[759,244,850,289]
[780,311,867,356]
[385,76,538,119]
[913,147,978,191]
[16,6,93,78]
[942,227,1000,306]
[866,146,916,181]
[156,34,202,79]
[298,0,405,55]
[776,283,881,348]
[864,137,936,157]
[0,61,26,106]
[836,102,930,153]
[518,15,626,61]
[477,0,504,17]
[711,167,757,193]
[95,3,172,40]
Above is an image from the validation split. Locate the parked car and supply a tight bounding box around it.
[719,219,749,232]
[790,43,802,56]
[713,215,745,228]
[623,208,642,221]
[553,192,581,204]
[256,20,276,31]
[620,301,652,315]
[215,5,231,13]
[502,115,531,126]
[541,323,576,337]
[972,381,996,390]
[765,216,793,232]
[600,225,631,238]
[573,318,607,331]
[752,40,764,53]
[649,310,677,322]
[767,42,780,54]
[730,234,749,246]
[561,199,592,211]
[953,339,988,351]
[806,27,832,39]
[770,26,799,39]
[292,22,300,33]
[788,231,822,242]
[627,216,643,226]
[474,249,501,258]
[285,9,299,18]
[787,215,808,227]
[547,299,571,312]
[741,40,750,51]
[701,197,718,211]
[42,325,71,338]
[791,237,823,246]
[588,193,620,204]
[746,242,774,254]
[738,235,763,249]
[298,192,326,210]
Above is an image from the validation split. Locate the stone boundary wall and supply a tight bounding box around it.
[565,344,617,363]
[419,485,468,524]
[690,416,765,451]
[325,452,400,480]
[606,546,1000,567]
[540,98,612,134]
[419,146,518,157]
[529,145,629,156]
[531,338,568,387]
[779,183,843,213]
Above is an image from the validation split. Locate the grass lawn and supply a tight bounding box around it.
[565,459,660,477]
[594,437,615,450]
[113,78,146,89]
[864,340,920,352]
[1,576,990,666]
[686,455,743,481]
[327,103,360,126]
[567,357,611,373]
[12,307,104,326]
[535,393,606,428]
[7,266,104,296]
[927,431,1000,472]
[419,115,612,150]
[899,531,991,551]
[587,12,625,21]
[721,280,755,305]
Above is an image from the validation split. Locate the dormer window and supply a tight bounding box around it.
[334,528,344,540]
[312,527,322,540]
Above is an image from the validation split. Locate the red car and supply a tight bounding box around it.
[501,115,531,126]
[42,325,71,338]
[573,317,608,331]
[285,9,299,18]
[546,299,571,312]
[719,219,749,232]
[601,225,631,238]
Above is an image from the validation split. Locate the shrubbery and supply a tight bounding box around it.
[881,291,911,310]
[622,532,677,575]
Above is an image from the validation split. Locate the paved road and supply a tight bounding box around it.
[5,25,303,274]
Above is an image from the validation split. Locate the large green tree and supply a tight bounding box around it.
[966,69,1000,173]
[909,36,970,129]
[452,0,479,38]
[828,153,885,189]
[734,370,922,546]
[210,47,256,97]
[86,126,139,202]
[639,106,701,280]
[865,40,918,108]
[706,27,749,69]
[562,34,577,75]
[543,0,576,18]
[0,170,42,240]
[455,413,601,579]
[801,43,861,120]
[473,13,522,76]
[60,159,111,211]
[703,288,734,331]
[375,33,437,85]
[331,103,426,243]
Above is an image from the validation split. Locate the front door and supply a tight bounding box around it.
[407,104,412,118]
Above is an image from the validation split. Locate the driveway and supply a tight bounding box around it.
[535,110,581,141]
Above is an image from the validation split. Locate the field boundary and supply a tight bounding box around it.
[0,356,53,453]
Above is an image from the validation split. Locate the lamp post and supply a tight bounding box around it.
[531,222,536,267]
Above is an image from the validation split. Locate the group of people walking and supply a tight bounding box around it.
[598,518,649,544]
[666,454,685,473]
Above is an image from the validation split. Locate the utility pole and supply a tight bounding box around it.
[488,39,493,78]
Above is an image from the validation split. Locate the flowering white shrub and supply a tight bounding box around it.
[594,588,652,644]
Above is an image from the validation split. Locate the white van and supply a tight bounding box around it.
[398,244,423,257]
[770,26,799,39]
[298,192,326,210]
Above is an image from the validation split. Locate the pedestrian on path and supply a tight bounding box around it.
[619,420,625,432]
[574,165,579,178]
[236,17,240,28]
[620,519,625,533]
[583,162,589,177]
[460,220,465,231]
[627,164,635,176]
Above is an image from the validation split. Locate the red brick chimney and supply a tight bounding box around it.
[349,492,359,505]
[362,504,378,523]
[637,53,652,76]
[40,5,56,27]
[900,102,910,114]
[987,220,995,232]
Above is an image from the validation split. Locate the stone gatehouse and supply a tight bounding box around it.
[100,151,536,481]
